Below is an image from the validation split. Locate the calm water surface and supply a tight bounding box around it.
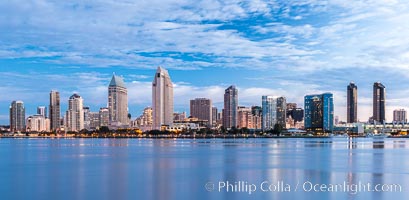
[1,138,408,200]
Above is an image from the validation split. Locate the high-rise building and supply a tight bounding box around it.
[212,107,218,126]
[26,115,50,132]
[66,94,84,132]
[173,112,186,121]
[373,82,386,124]
[10,101,25,132]
[99,107,109,127]
[134,107,153,131]
[251,106,262,130]
[347,82,358,123]
[89,112,100,130]
[83,107,91,130]
[237,106,253,129]
[190,98,212,127]
[49,90,60,131]
[108,74,129,126]
[262,96,276,131]
[304,93,334,133]
[223,85,238,129]
[37,106,47,118]
[393,109,407,123]
[152,67,174,130]
[276,97,287,127]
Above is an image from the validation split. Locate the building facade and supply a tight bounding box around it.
[49,90,60,131]
[212,107,218,127]
[26,115,50,132]
[276,97,287,127]
[10,101,25,132]
[99,107,109,127]
[108,74,129,126]
[37,106,47,118]
[304,93,334,133]
[134,107,153,131]
[373,82,386,124]
[262,96,276,131]
[347,82,358,123]
[223,85,238,129]
[66,94,84,132]
[393,109,407,123]
[152,67,174,130]
[190,98,212,127]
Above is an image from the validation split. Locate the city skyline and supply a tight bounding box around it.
[2,1,409,124]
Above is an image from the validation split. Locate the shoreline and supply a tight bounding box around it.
[1,135,408,139]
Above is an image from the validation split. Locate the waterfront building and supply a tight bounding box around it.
[10,100,25,132]
[393,109,407,123]
[37,106,47,118]
[66,94,84,132]
[173,112,187,121]
[212,107,218,127]
[237,106,252,129]
[88,112,100,130]
[262,96,276,131]
[108,74,129,126]
[347,82,358,123]
[83,106,91,130]
[190,98,212,127]
[134,107,153,131]
[99,107,109,127]
[152,67,174,130]
[251,106,262,130]
[26,115,50,132]
[373,82,386,123]
[49,90,60,131]
[304,93,334,133]
[276,97,287,127]
[223,85,238,129]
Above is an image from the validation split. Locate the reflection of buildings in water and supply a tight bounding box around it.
[301,140,332,199]
[393,140,406,149]
[347,138,358,149]
[371,141,384,200]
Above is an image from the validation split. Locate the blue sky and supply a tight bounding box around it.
[1,0,409,125]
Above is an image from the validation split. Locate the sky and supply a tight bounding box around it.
[1,0,409,125]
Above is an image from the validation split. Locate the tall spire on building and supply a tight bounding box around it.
[108,74,129,126]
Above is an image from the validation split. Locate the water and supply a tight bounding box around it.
[0,138,408,200]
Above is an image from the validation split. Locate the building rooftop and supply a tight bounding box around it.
[109,74,126,88]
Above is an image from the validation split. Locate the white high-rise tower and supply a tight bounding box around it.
[66,94,84,132]
[152,66,174,130]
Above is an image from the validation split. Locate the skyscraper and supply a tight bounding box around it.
[276,97,287,127]
[393,109,407,123]
[49,90,60,131]
[223,85,238,129]
[212,107,218,126]
[152,67,174,130]
[99,107,109,127]
[237,106,253,129]
[373,82,386,124]
[66,94,84,132]
[304,93,334,133]
[347,82,358,123]
[262,96,276,131]
[37,106,47,118]
[190,98,212,127]
[10,101,25,132]
[108,74,129,126]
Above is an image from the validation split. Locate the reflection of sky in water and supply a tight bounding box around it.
[0,138,408,200]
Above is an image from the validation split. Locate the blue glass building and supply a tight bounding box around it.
[262,96,276,131]
[304,93,334,133]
